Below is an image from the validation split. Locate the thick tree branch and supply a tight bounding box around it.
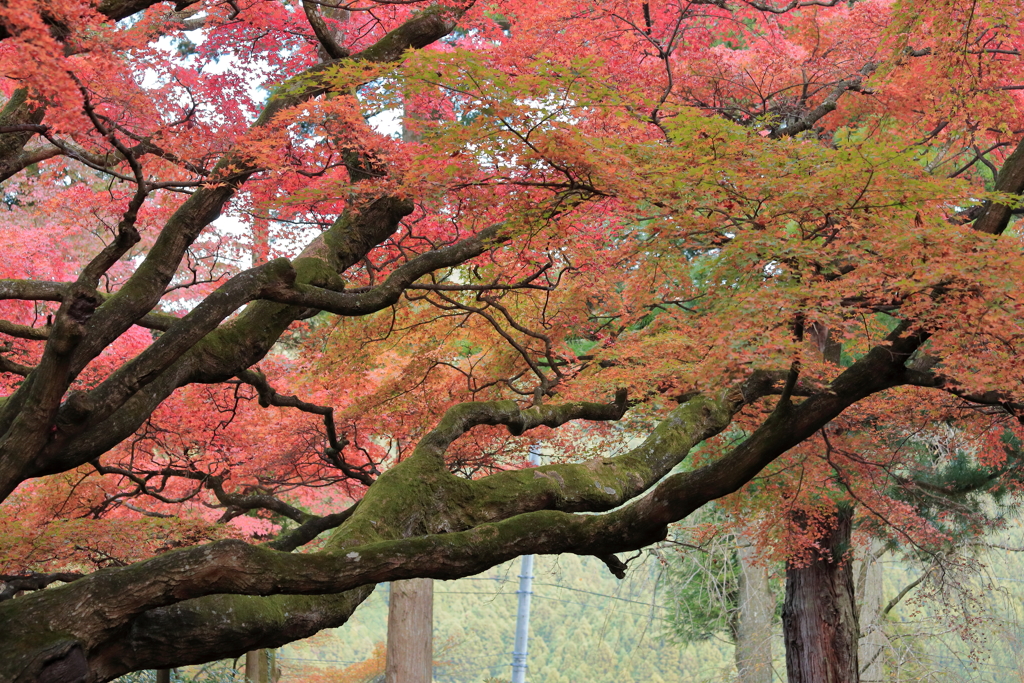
[0,6,468,501]
[0,354,34,377]
[731,0,841,12]
[972,135,1024,235]
[458,368,829,522]
[303,0,349,59]
[262,223,509,315]
[770,62,876,138]
[19,205,498,485]
[0,0,203,42]
[0,145,60,184]
[0,281,178,334]
[0,572,84,601]
[66,261,302,429]
[0,280,65,302]
[61,5,467,387]
[0,326,929,683]
[414,389,629,459]
[0,286,100,488]
[93,589,375,677]
[32,197,413,477]
[903,368,1024,418]
[0,89,46,185]
[0,319,49,341]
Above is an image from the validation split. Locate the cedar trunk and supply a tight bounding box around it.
[782,508,860,683]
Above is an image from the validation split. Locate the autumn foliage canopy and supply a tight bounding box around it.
[0,0,1022,679]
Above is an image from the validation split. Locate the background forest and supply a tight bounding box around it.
[123,517,1024,683]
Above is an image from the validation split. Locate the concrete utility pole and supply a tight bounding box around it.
[510,446,541,683]
[385,578,434,683]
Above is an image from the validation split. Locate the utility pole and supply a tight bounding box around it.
[385,578,434,683]
[511,445,541,683]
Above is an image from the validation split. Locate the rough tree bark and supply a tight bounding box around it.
[782,508,860,683]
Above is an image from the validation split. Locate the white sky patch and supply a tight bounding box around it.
[368,108,403,138]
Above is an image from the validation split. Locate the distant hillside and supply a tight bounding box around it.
[277,521,1024,683]
[279,553,736,683]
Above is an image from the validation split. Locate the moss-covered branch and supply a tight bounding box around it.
[94,589,375,677]
[262,223,509,315]
[0,5,468,505]
[0,325,927,681]
[0,89,46,185]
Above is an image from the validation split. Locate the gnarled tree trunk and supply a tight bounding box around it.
[782,508,859,683]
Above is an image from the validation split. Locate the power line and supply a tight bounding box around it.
[277,656,368,665]
[432,589,669,622]
[530,594,670,621]
[436,579,667,610]
[532,581,667,610]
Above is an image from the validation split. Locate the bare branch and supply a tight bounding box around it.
[234,369,378,486]
[0,572,84,601]
[882,566,934,617]
[303,0,349,59]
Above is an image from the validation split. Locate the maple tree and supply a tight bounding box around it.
[0,0,1022,680]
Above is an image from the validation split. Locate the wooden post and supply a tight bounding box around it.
[156,670,171,683]
[735,542,773,683]
[385,578,434,683]
[245,650,272,683]
[855,540,886,683]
